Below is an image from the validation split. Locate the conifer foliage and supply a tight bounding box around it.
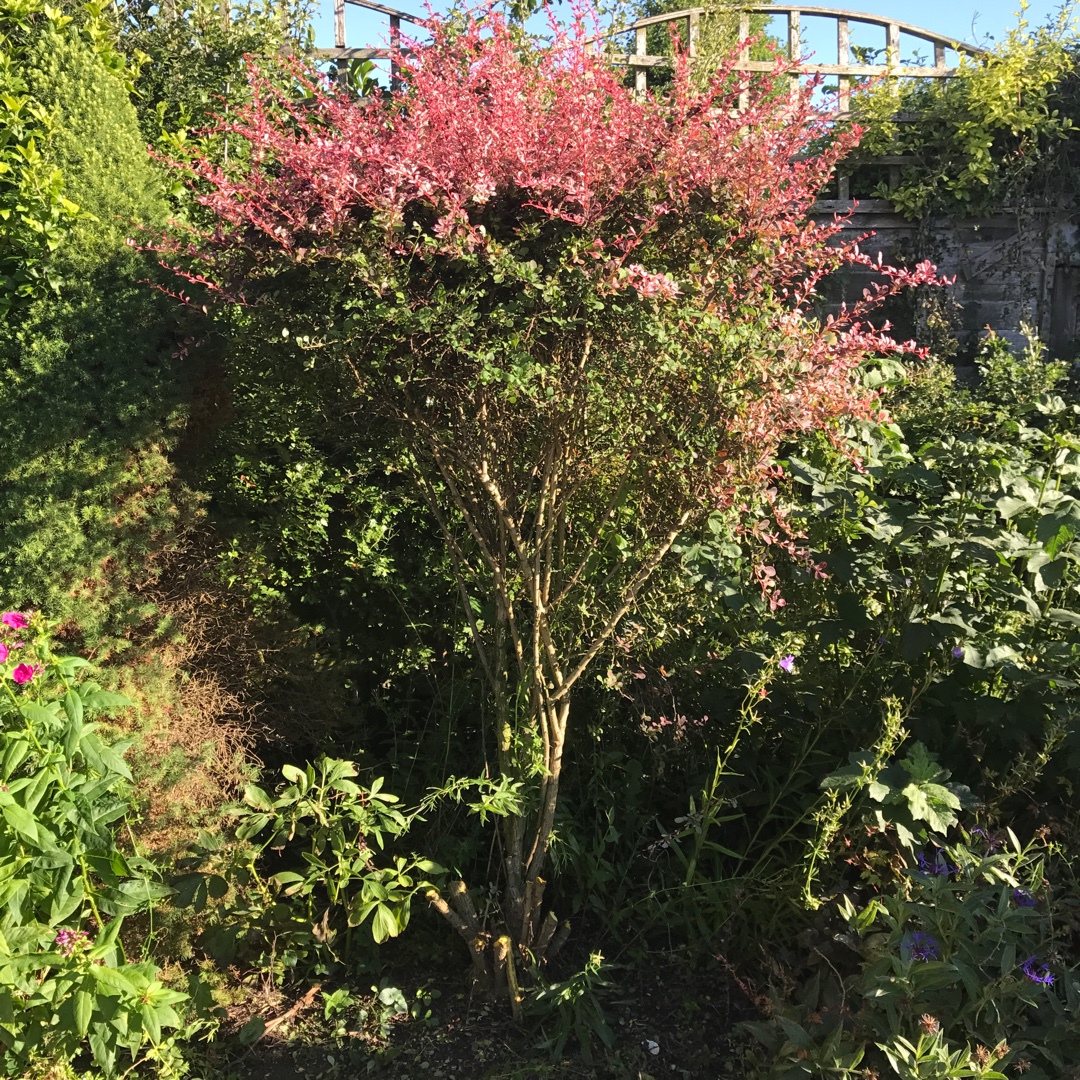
[161,7,942,972]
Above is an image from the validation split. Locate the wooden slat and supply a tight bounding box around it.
[343,0,420,22]
[334,0,345,48]
[314,47,393,60]
[390,14,401,91]
[837,18,850,113]
[733,60,963,77]
[604,56,966,78]
[738,11,750,112]
[636,26,647,95]
[887,21,900,71]
[611,7,704,32]
[934,41,946,69]
[604,54,674,68]
[787,8,801,101]
[578,5,983,58]
[744,5,984,54]
[688,9,699,60]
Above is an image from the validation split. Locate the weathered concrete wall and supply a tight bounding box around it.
[811,199,1080,361]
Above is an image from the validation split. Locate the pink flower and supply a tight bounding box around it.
[11,663,39,686]
[0,644,7,663]
[1,611,28,630]
[54,928,90,957]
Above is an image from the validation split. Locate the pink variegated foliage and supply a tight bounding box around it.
[157,6,943,601]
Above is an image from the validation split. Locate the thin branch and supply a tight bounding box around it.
[551,512,692,703]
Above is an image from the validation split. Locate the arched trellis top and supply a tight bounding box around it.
[314,2,986,108]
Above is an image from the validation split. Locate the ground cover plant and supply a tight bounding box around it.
[1,1,1080,1077]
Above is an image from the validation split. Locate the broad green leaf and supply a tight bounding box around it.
[75,988,93,1036]
[90,963,140,997]
[371,902,399,943]
[2,803,41,843]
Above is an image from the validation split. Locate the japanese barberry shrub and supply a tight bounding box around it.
[158,6,942,976]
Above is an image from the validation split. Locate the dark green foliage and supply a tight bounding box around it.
[0,30,186,641]
[545,338,1080,953]
[747,836,1080,1079]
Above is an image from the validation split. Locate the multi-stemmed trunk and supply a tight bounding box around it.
[411,373,690,991]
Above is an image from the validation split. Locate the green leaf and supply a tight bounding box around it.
[63,690,83,728]
[3,803,42,843]
[902,782,961,834]
[75,988,93,1036]
[140,1002,161,1044]
[371,903,399,943]
[81,690,133,714]
[239,1016,265,1044]
[20,703,59,729]
[90,964,140,997]
[281,764,304,784]
[242,784,273,811]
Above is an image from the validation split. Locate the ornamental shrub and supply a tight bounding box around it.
[160,7,941,974]
[746,834,1080,1080]
[845,6,1078,217]
[0,612,187,1077]
[0,23,187,643]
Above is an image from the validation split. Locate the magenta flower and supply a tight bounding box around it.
[779,655,795,673]
[11,663,39,686]
[54,928,90,957]
[0,644,7,663]
[1,612,28,631]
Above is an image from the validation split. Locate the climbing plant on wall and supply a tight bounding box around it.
[847,3,1078,217]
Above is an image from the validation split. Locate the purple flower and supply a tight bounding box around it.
[916,850,957,877]
[1,611,27,631]
[951,646,964,660]
[11,663,39,686]
[903,931,939,962]
[971,827,1002,852]
[1012,888,1037,908]
[779,655,795,673]
[1020,956,1054,985]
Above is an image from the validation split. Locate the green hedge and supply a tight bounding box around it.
[0,31,186,642]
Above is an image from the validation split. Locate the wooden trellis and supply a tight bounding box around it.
[314,0,419,87]
[316,3,983,101]
[588,5,984,109]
